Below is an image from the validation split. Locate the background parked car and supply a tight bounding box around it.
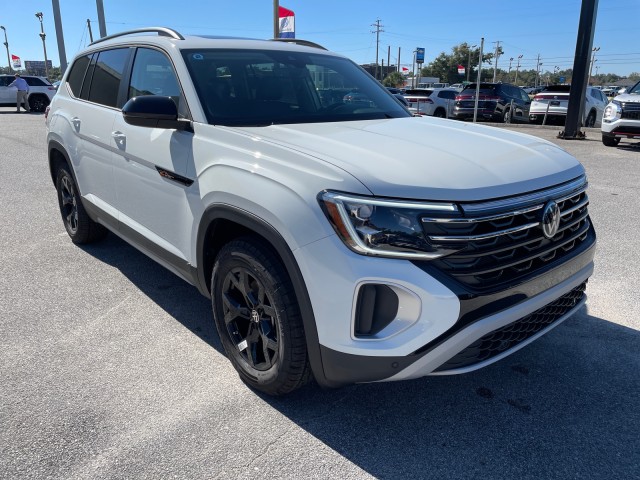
[453,83,531,123]
[601,79,640,146]
[0,74,57,112]
[529,85,607,127]
[402,88,457,117]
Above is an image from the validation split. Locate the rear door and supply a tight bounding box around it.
[65,48,132,219]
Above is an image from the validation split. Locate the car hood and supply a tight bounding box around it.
[244,117,584,201]
[613,93,640,103]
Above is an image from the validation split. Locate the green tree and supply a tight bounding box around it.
[420,43,502,84]
[383,71,405,87]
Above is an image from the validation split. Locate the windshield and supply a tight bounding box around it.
[182,49,410,126]
[629,81,640,95]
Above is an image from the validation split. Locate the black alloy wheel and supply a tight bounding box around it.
[211,238,311,395]
[55,167,107,244]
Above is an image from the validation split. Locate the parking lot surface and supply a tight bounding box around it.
[1,108,639,479]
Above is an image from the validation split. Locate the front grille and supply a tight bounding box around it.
[621,102,640,120]
[434,282,586,371]
[422,176,592,292]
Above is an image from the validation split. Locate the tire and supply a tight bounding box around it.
[55,167,107,244]
[584,111,596,128]
[211,238,311,395]
[28,94,49,113]
[601,134,620,147]
[433,108,446,118]
[503,106,512,123]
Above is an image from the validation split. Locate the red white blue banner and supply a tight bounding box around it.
[11,54,21,69]
[279,6,295,38]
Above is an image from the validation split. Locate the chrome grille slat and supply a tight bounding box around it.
[422,177,593,291]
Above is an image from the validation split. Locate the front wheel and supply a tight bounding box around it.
[29,94,49,112]
[584,111,596,128]
[211,238,311,395]
[602,134,620,147]
[55,167,107,244]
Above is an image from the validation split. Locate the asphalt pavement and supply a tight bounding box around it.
[1,107,638,479]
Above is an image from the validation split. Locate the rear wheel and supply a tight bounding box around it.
[55,167,107,244]
[28,94,49,112]
[584,110,596,128]
[211,238,311,395]
[602,134,620,147]
[433,108,446,118]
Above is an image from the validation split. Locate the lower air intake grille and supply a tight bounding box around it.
[434,282,586,372]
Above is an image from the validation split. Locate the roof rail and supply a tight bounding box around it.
[90,27,184,46]
[270,38,327,51]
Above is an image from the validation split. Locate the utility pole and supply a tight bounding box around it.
[492,40,501,82]
[371,19,383,81]
[397,47,401,73]
[96,0,107,38]
[474,38,484,123]
[535,54,542,87]
[87,19,94,43]
[467,44,476,83]
[588,46,600,85]
[514,54,523,84]
[387,45,390,79]
[35,12,49,79]
[508,57,513,81]
[52,0,67,74]
[0,26,11,73]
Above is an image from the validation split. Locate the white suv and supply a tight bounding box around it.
[0,74,57,111]
[601,79,640,146]
[46,28,596,395]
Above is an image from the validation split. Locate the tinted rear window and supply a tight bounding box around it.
[542,85,571,93]
[87,48,130,108]
[66,55,91,97]
[462,83,497,94]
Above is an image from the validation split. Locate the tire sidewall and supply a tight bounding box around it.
[55,168,78,239]
[212,248,290,388]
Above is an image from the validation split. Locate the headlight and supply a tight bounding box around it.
[319,191,461,260]
[603,100,622,121]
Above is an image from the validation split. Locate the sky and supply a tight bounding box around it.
[0,0,638,77]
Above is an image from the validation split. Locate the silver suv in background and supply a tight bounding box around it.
[601,79,640,146]
[0,75,56,112]
[403,88,457,117]
[46,28,595,395]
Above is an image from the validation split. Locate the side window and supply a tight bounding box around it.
[0,76,10,87]
[439,90,456,100]
[66,54,91,97]
[25,77,47,87]
[520,88,530,102]
[87,48,130,108]
[128,48,187,117]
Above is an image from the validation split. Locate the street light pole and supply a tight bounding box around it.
[35,12,49,78]
[514,54,523,84]
[508,57,513,81]
[0,26,11,73]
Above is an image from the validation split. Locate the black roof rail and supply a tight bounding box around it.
[270,38,327,50]
[90,27,184,45]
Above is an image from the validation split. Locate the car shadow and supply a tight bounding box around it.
[78,234,639,478]
[78,233,224,355]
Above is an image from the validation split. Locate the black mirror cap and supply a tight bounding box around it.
[122,96,191,131]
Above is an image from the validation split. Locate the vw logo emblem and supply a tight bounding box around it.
[541,201,561,239]
[251,310,260,323]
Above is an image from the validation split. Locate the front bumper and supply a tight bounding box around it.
[302,226,595,386]
[601,117,640,137]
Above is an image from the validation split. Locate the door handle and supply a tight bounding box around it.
[111,130,127,149]
[71,117,81,131]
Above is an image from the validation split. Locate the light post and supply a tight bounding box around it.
[554,66,560,84]
[588,46,600,85]
[536,62,543,87]
[467,44,476,83]
[508,57,513,81]
[514,54,523,84]
[35,12,49,79]
[0,26,11,73]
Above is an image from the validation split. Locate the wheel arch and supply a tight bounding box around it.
[196,204,335,388]
[48,140,73,187]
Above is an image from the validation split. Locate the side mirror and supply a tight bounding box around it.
[122,96,191,131]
